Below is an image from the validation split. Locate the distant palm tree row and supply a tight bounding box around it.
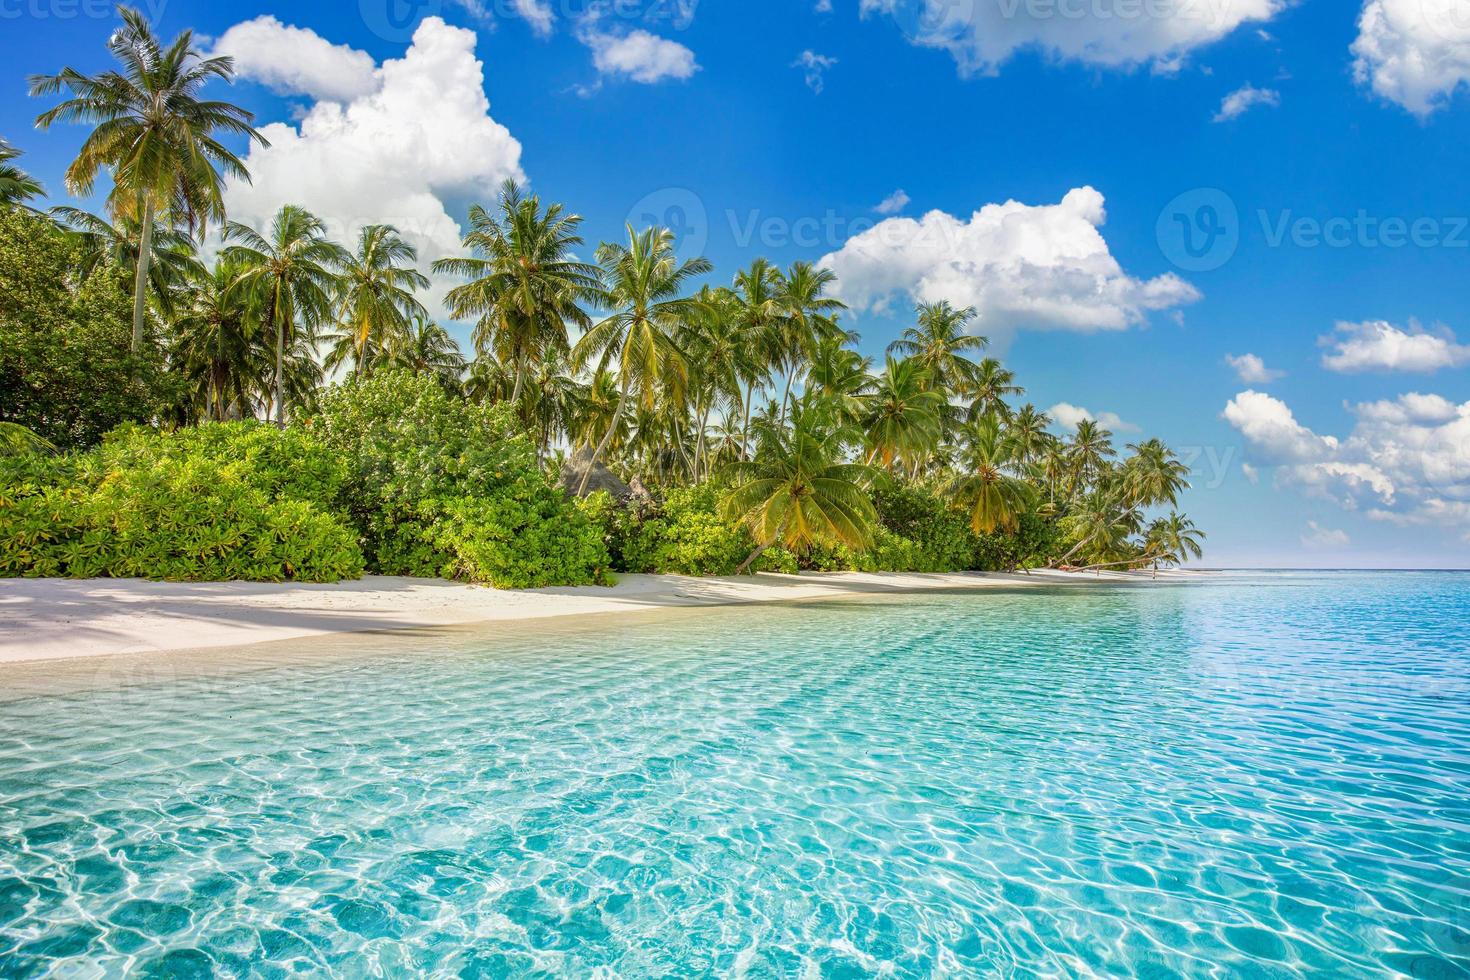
[3,4,1204,570]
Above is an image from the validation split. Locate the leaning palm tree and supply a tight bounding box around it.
[720,416,879,574]
[861,356,946,471]
[0,422,58,458]
[1145,513,1206,570]
[950,417,1034,534]
[570,225,711,494]
[0,138,44,209]
[222,205,345,424]
[30,5,266,351]
[433,180,601,404]
[332,224,429,375]
[887,300,985,392]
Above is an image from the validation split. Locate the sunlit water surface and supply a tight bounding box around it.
[2,572,1468,977]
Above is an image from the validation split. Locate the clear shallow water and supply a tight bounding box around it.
[2,573,1468,977]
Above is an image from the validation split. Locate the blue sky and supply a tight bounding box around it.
[3,0,1469,567]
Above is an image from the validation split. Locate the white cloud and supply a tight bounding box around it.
[874,189,910,214]
[1241,462,1260,484]
[1225,352,1284,384]
[1301,522,1350,548]
[816,0,834,10]
[860,0,1282,75]
[510,0,556,36]
[220,17,524,324]
[819,187,1199,332]
[213,16,377,103]
[1213,83,1280,121]
[582,28,699,83]
[793,50,839,93]
[1320,319,1470,373]
[1352,0,1470,116]
[1224,390,1470,532]
[1047,402,1138,434]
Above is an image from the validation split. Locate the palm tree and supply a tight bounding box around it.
[1066,419,1116,496]
[683,286,760,480]
[720,416,879,574]
[806,336,873,433]
[51,206,204,319]
[966,357,1023,422]
[861,357,946,471]
[172,258,268,421]
[30,5,265,351]
[383,315,465,383]
[1145,513,1205,571]
[951,417,1033,534]
[0,422,58,457]
[570,225,711,494]
[464,355,513,406]
[222,205,345,424]
[733,258,784,446]
[0,138,44,208]
[1006,404,1053,468]
[433,180,601,404]
[1123,438,1191,508]
[887,300,985,391]
[773,261,846,419]
[331,224,429,374]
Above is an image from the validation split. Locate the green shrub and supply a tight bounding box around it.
[871,485,979,572]
[0,424,364,582]
[618,484,755,576]
[304,370,610,587]
[972,511,1062,571]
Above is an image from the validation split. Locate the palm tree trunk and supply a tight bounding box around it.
[741,384,755,460]
[274,314,286,427]
[578,376,630,496]
[130,199,155,354]
[735,519,789,576]
[695,396,712,482]
[510,362,525,406]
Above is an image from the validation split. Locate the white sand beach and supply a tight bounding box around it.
[0,569,1182,665]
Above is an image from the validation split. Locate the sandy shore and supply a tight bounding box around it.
[0,569,1177,665]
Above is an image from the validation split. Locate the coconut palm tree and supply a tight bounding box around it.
[1145,513,1206,570]
[433,180,601,404]
[1065,419,1116,496]
[720,416,879,574]
[683,286,760,480]
[570,225,711,493]
[733,258,785,445]
[806,336,873,433]
[772,261,846,419]
[0,138,44,209]
[331,224,429,374]
[861,357,946,471]
[887,300,985,392]
[172,258,268,421]
[951,416,1034,534]
[464,355,513,406]
[1123,438,1191,509]
[966,357,1023,422]
[0,422,58,457]
[383,315,465,383]
[50,206,204,318]
[30,5,265,351]
[1006,404,1054,468]
[222,205,346,424]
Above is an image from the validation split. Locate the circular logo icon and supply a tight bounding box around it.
[884,0,971,43]
[359,0,441,43]
[1419,0,1470,43]
[624,187,709,259]
[1156,188,1240,272]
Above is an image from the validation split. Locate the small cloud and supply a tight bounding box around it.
[873,188,909,215]
[1256,29,1275,42]
[1242,462,1260,485]
[814,0,833,11]
[581,27,699,84]
[1213,83,1280,122]
[1225,352,1285,384]
[793,50,837,93]
[1301,521,1350,549]
[1047,402,1139,434]
[1320,319,1470,373]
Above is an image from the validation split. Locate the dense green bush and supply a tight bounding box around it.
[0,208,176,450]
[872,486,979,572]
[0,423,364,582]
[305,370,610,588]
[972,511,1061,571]
[617,484,755,576]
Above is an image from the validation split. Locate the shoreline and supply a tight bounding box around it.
[0,569,1192,666]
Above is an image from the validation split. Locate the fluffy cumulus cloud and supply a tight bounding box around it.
[1213,83,1280,121]
[859,0,1282,75]
[1224,390,1470,536]
[1352,0,1470,115]
[1225,352,1284,384]
[219,17,524,322]
[1320,319,1470,373]
[819,187,1199,331]
[212,16,377,102]
[1047,402,1138,433]
[581,28,699,83]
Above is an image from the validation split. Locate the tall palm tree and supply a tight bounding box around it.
[30,5,265,351]
[433,180,601,404]
[951,417,1034,534]
[1066,419,1116,496]
[806,336,873,433]
[733,258,785,446]
[683,286,760,480]
[570,225,711,493]
[172,258,268,421]
[222,205,345,424]
[383,315,465,383]
[51,206,204,319]
[1006,404,1053,468]
[331,224,428,374]
[887,300,985,392]
[0,138,44,208]
[720,416,879,574]
[966,357,1023,422]
[1123,438,1191,509]
[773,261,846,420]
[861,357,946,471]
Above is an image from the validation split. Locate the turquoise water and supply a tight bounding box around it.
[2,572,1468,976]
